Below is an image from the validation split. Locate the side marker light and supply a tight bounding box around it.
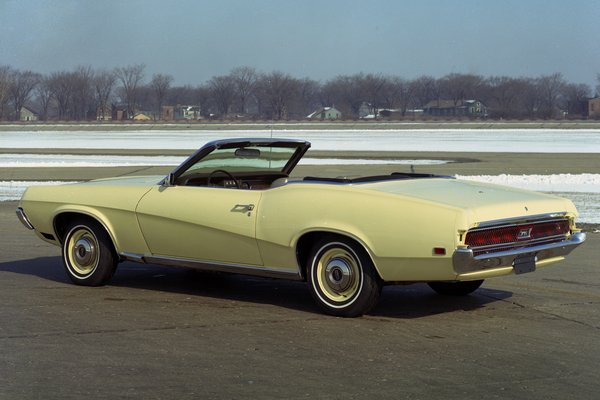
[433,247,446,256]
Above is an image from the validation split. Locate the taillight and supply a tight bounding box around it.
[533,220,570,238]
[465,219,570,248]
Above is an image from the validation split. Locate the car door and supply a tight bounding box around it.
[135,185,263,265]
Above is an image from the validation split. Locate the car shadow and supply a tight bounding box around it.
[0,257,513,319]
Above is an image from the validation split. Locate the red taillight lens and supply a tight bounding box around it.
[532,220,570,238]
[465,219,570,248]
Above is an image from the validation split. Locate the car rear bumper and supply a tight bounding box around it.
[452,232,586,274]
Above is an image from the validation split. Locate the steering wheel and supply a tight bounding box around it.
[207,169,240,189]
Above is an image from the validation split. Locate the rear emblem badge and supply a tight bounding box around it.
[517,228,532,240]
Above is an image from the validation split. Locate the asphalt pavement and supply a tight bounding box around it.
[1,201,599,400]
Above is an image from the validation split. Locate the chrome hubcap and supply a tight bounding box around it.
[315,244,362,304]
[74,238,95,267]
[66,227,100,276]
[325,257,354,292]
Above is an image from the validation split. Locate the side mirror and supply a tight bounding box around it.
[163,172,176,187]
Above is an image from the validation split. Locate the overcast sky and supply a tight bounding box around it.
[1,0,599,86]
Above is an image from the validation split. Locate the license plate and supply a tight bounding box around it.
[513,253,536,274]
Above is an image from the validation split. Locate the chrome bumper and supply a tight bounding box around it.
[16,207,34,230]
[452,232,586,274]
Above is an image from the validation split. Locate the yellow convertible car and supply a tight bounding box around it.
[17,138,586,317]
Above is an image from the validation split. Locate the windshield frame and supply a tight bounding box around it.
[166,138,311,184]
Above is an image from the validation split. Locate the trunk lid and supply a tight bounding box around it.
[362,178,576,224]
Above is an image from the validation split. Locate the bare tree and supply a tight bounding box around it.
[596,73,600,97]
[563,83,591,117]
[485,76,525,118]
[34,76,54,121]
[209,75,236,116]
[438,73,484,106]
[93,70,116,120]
[0,65,13,119]
[380,77,416,116]
[114,64,145,118]
[167,85,197,105]
[324,75,366,117]
[538,73,566,118]
[412,75,439,108]
[150,73,173,119]
[194,84,214,117]
[136,85,154,114]
[230,66,258,114]
[71,65,95,120]
[360,74,387,116]
[10,70,40,120]
[295,78,320,117]
[318,79,339,110]
[520,78,542,118]
[256,71,299,120]
[48,71,74,120]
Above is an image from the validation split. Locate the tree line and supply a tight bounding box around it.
[1,64,599,121]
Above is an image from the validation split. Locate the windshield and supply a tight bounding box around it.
[180,145,297,178]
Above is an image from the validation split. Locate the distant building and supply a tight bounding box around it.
[161,105,175,120]
[423,99,487,117]
[112,104,129,121]
[96,105,112,121]
[133,112,152,121]
[20,107,38,121]
[358,102,372,118]
[175,105,201,120]
[160,105,201,120]
[358,103,422,119]
[307,106,341,120]
[588,98,600,118]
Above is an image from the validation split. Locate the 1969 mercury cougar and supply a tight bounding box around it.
[17,138,586,317]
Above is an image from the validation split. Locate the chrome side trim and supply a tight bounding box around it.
[16,207,34,230]
[120,253,303,281]
[474,212,568,228]
[120,252,145,263]
[453,232,586,274]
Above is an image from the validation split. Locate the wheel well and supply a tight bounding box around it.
[54,212,111,246]
[296,231,377,281]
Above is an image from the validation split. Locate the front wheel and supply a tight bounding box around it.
[307,237,382,317]
[428,280,484,296]
[62,219,118,286]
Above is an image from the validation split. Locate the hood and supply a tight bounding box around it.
[77,175,165,187]
[363,178,577,223]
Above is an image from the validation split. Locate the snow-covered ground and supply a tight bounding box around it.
[455,174,600,193]
[0,154,448,167]
[1,129,600,152]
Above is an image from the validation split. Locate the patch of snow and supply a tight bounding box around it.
[2,129,599,152]
[0,154,448,167]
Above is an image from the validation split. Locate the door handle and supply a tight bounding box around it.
[234,204,255,211]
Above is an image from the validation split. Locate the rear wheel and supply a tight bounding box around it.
[428,280,484,296]
[62,219,118,286]
[307,237,382,317]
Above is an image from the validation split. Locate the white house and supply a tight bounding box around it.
[307,106,342,120]
[20,107,38,121]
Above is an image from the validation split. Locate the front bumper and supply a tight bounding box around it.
[16,207,34,230]
[452,232,586,274]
